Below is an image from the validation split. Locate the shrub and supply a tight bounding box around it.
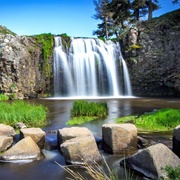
[0,100,48,127]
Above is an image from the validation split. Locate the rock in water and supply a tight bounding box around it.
[0,136,42,161]
[120,143,180,179]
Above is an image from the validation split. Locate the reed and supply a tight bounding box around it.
[116,108,180,131]
[0,94,9,101]
[55,156,135,180]
[0,100,48,127]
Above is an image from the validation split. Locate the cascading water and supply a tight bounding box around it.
[53,36,132,98]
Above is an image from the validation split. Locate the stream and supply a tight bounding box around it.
[0,97,179,180]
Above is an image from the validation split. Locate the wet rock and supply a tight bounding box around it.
[60,136,101,165]
[120,143,180,179]
[57,127,94,148]
[0,136,42,161]
[15,122,27,129]
[0,136,13,152]
[173,125,180,158]
[20,128,46,149]
[102,124,137,154]
[0,124,16,137]
[137,136,156,149]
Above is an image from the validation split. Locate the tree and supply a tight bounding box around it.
[131,0,148,21]
[93,0,112,39]
[145,0,159,20]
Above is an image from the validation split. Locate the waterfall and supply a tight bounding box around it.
[53,36,132,98]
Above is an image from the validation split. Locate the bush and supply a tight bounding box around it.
[116,108,180,131]
[0,101,48,127]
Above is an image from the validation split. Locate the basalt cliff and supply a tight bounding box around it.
[123,9,180,97]
[0,9,180,99]
[0,28,53,99]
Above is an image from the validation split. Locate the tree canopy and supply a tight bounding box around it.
[93,0,178,39]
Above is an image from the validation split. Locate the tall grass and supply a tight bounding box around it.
[116,108,180,131]
[55,156,135,180]
[0,100,48,127]
[71,100,108,117]
[0,94,9,101]
[67,100,108,125]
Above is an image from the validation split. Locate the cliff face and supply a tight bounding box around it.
[124,9,180,97]
[0,26,53,99]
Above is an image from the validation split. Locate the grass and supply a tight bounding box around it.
[67,116,98,125]
[67,100,108,125]
[116,108,180,131]
[55,156,136,180]
[162,166,180,180]
[0,94,9,101]
[0,100,48,127]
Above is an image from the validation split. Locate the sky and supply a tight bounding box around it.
[0,0,179,37]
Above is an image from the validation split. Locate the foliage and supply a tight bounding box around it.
[92,0,160,39]
[116,108,180,131]
[70,100,108,117]
[0,101,48,127]
[0,94,9,101]
[33,33,54,77]
[162,166,180,180]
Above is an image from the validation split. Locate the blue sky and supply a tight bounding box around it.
[0,0,179,37]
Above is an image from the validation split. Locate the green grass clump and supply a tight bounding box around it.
[0,101,48,127]
[71,100,108,117]
[116,108,180,131]
[67,116,97,125]
[0,94,9,101]
[163,166,180,180]
[67,100,108,125]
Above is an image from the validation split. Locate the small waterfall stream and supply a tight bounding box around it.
[53,37,132,97]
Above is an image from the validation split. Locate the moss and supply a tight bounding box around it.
[33,33,54,77]
[59,33,71,49]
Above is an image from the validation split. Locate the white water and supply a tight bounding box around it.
[53,37,132,97]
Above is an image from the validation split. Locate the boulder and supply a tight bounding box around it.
[0,124,16,137]
[120,143,180,179]
[173,125,180,157]
[0,136,13,152]
[102,124,137,154]
[60,136,101,165]
[57,127,94,148]
[20,128,46,149]
[0,136,42,161]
